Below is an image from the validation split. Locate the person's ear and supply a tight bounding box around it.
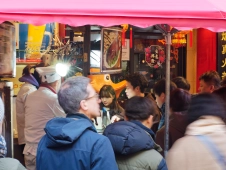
[160,92,165,101]
[135,86,140,92]
[147,115,154,127]
[209,85,215,92]
[141,115,154,128]
[148,115,153,123]
[80,100,88,111]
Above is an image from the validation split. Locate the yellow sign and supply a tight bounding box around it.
[26,24,46,59]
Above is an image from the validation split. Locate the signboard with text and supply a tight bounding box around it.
[16,23,54,64]
[217,32,226,79]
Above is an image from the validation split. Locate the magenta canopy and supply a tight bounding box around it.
[0,0,226,31]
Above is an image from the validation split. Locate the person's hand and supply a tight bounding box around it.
[111,115,121,123]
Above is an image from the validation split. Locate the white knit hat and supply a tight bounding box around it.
[0,97,4,122]
[35,66,61,83]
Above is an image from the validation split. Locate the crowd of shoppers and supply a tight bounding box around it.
[0,67,224,170]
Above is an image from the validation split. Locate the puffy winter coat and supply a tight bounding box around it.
[36,113,118,170]
[104,121,168,170]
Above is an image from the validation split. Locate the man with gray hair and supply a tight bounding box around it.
[36,76,118,170]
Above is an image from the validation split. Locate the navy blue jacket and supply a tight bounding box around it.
[36,113,118,170]
[104,121,168,170]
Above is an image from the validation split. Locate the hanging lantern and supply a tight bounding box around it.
[171,30,190,47]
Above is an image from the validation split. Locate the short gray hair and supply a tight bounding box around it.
[58,76,90,114]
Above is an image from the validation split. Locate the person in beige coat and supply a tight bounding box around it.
[23,66,65,170]
[16,65,39,146]
[166,93,226,170]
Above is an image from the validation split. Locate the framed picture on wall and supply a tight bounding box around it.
[0,22,16,77]
[101,27,122,73]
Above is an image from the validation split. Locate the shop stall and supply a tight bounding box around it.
[0,0,226,159]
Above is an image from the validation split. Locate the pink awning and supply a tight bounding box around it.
[0,0,226,31]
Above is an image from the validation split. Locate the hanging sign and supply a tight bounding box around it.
[122,39,130,61]
[217,32,226,79]
[144,45,165,69]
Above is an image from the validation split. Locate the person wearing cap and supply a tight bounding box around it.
[155,88,191,156]
[33,54,50,86]
[36,76,118,170]
[16,64,39,152]
[23,66,65,170]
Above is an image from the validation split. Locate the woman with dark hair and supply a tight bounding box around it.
[103,96,167,170]
[167,93,226,170]
[97,85,124,131]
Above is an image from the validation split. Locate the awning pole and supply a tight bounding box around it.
[164,32,171,157]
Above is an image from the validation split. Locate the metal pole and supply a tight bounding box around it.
[164,32,171,157]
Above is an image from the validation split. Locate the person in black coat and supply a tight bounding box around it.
[104,96,167,170]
